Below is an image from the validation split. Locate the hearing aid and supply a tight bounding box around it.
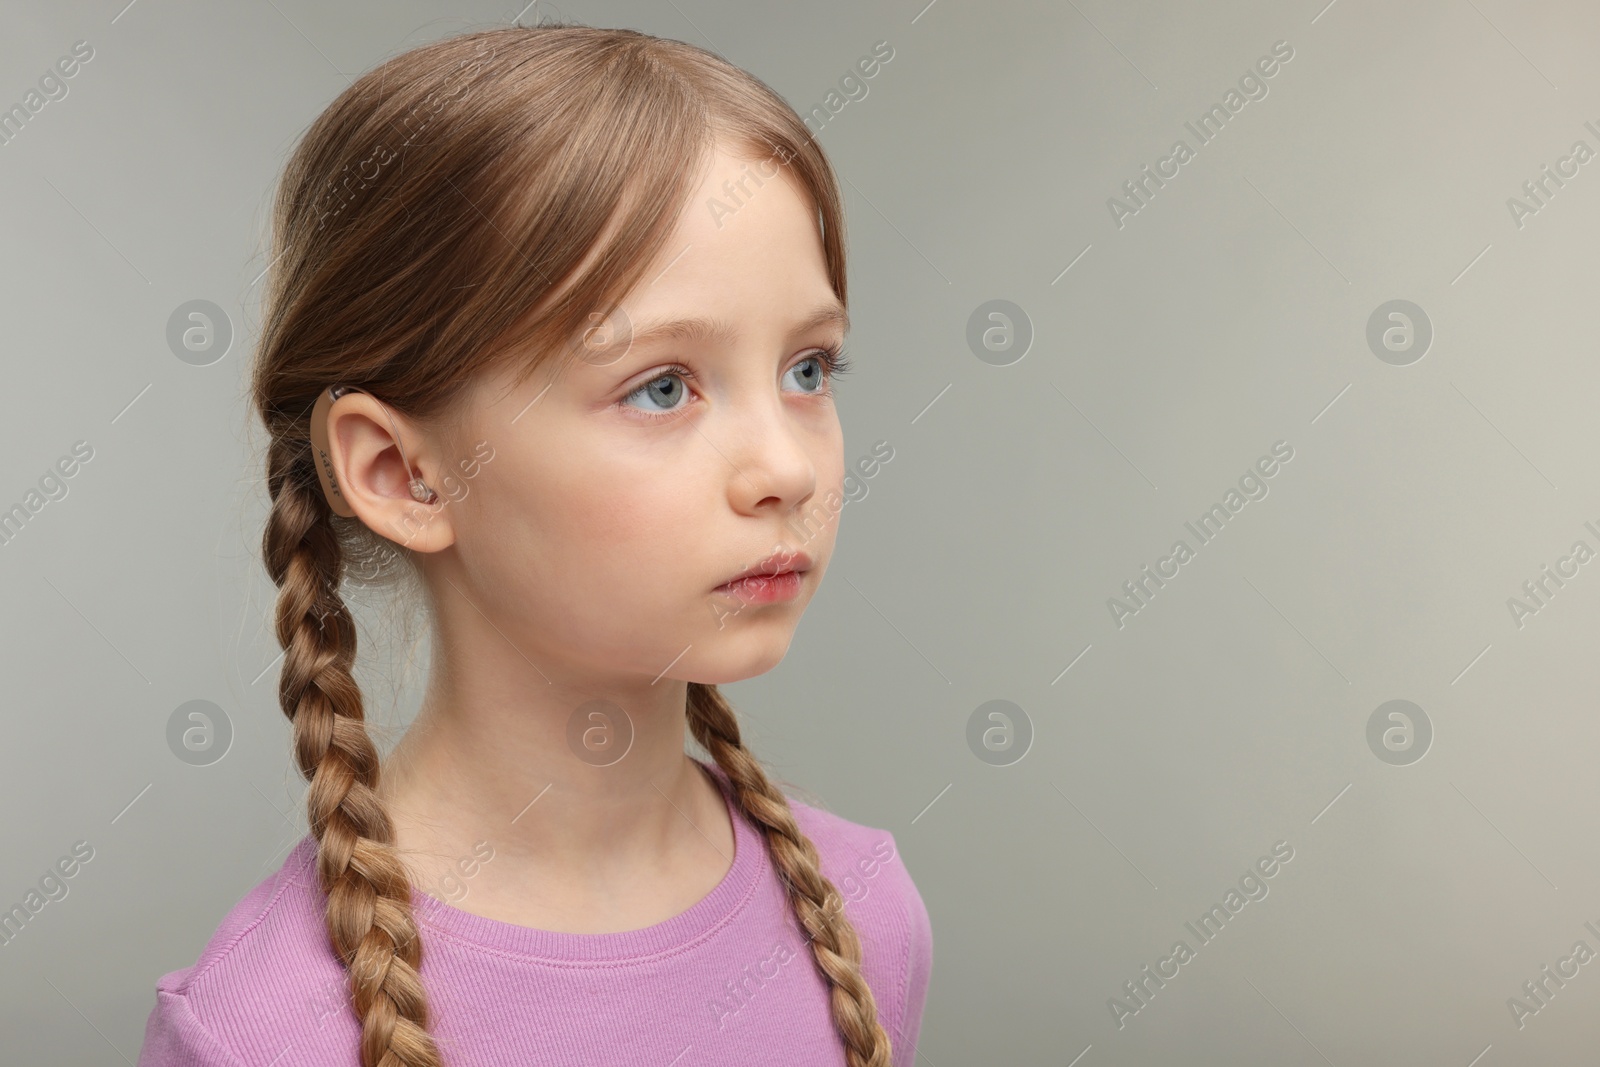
[308,385,437,517]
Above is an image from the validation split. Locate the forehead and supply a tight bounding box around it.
[616,141,837,337]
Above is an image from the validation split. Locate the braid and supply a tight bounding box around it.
[686,682,892,1067]
[262,436,444,1067]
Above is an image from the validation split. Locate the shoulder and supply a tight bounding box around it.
[782,791,915,913]
[781,788,934,1067]
[137,836,354,1067]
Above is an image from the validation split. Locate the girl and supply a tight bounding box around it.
[137,22,931,1067]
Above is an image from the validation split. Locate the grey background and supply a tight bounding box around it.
[3,0,1598,1063]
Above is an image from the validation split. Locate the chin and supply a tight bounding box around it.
[685,628,797,685]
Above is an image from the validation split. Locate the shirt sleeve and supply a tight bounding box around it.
[137,989,251,1067]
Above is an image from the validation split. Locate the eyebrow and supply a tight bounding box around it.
[625,301,850,351]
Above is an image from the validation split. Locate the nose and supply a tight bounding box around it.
[721,393,820,516]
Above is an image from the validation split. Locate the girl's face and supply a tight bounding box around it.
[428,141,848,686]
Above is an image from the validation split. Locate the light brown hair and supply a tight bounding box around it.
[249,21,889,1067]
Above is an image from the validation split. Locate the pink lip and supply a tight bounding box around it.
[715,548,814,596]
[715,570,805,605]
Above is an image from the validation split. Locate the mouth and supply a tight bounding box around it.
[714,548,814,600]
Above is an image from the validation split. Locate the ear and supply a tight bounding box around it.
[324,392,457,553]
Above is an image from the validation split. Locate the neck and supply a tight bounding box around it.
[374,644,727,903]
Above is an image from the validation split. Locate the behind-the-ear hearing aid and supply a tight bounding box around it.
[308,385,438,518]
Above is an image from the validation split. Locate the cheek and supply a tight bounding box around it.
[570,474,703,568]
[567,435,713,544]
[463,446,708,617]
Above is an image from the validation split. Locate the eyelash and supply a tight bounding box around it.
[619,343,853,422]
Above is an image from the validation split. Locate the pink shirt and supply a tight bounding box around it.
[136,759,933,1066]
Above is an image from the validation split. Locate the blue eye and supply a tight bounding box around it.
[784,355,832,396]
[784,349,846,394]
[621,370,691,418]
[617,345,851,422]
